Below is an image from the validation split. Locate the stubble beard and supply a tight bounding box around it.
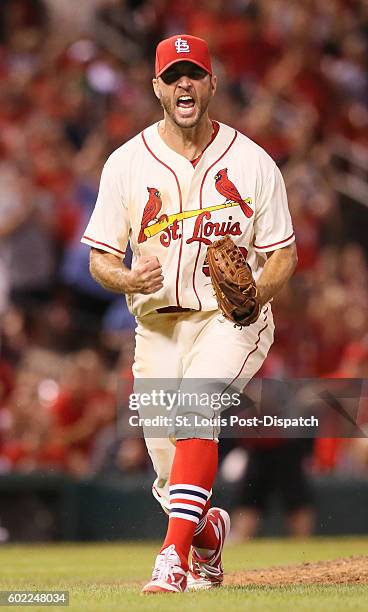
[160,94,211,129]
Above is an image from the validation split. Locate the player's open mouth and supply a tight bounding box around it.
[176,95,195,116]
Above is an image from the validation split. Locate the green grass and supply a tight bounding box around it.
[0,538,367,611]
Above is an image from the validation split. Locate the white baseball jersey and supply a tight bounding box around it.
[81,121,295,317]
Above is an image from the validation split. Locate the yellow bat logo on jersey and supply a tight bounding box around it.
[144,199,252,238]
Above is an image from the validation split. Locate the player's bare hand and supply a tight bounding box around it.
[126,256,164,294]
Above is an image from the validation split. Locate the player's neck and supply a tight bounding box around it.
[158,115,214,161]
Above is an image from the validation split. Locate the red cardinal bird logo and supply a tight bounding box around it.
[214,168,253,218]
[138,187,167,243]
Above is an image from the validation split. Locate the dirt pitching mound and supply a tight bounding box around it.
[225,555,368,586]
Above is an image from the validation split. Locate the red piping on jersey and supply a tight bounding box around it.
[190,121,220,169]
[83,235,125,256]
[222,306,269,394]
[192,129,238,310]
[142,131,183,307]
[254,232,295,250]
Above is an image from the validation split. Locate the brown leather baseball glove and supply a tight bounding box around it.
[207,235,261,327]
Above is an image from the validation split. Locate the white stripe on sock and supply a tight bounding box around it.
[169,484,210,496]
[170,512,199,523]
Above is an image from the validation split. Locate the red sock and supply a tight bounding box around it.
[200,500,211,517]
[192,503,219,551]
[161,439,218,570]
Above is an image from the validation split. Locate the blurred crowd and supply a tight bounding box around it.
[0,0,367,486]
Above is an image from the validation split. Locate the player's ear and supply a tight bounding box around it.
[210,74,217,97]
[152,78,161,100]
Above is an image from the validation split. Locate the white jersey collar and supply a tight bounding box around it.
[142,121,237,171]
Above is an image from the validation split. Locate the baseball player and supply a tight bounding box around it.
[81,34,297,593]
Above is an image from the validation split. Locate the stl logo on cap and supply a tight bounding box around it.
[155,34,212,77]
[175,37,190,54]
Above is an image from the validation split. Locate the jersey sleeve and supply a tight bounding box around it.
[253,164,295,253]
[81,158,130,257]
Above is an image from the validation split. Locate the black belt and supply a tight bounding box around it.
[156,306,194,314]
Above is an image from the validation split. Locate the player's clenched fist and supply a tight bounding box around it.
[126,256,164,295]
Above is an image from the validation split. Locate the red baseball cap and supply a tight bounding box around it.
[155,34,212,78]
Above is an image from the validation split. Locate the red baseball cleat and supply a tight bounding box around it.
[187,507,231,590]
[142,544,187,594]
